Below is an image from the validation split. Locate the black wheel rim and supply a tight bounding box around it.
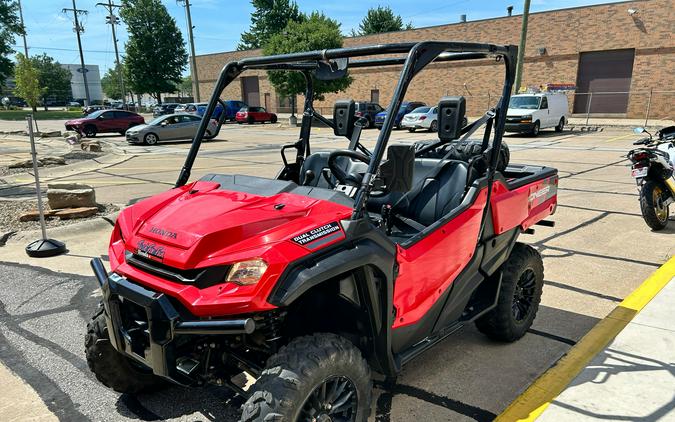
[512,269,537,322]
[298,376,358,422]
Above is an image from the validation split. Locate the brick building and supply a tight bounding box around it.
[195,0,674,119]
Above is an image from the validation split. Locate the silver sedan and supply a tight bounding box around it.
[125,113,218,145]
[401,106,439,132]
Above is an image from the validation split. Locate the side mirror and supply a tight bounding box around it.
[437,96,466,141]
[315,58,348,81]
[633,127,645,134]
[379,145,414,193]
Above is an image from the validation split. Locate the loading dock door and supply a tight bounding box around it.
[573,49,635,114]
[241,76,260,107]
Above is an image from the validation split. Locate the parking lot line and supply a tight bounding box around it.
[495,255,675,422]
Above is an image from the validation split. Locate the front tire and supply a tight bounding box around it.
[144,133,159,145]
[430,120,438,132]
[85,304,165,394]
[475,243,544,342]
[83,125,97,138]
[408,128,416,133]
[270,115,277,123]
[531,121,540,137]
[240,333,372,422]
[640,180,670,231]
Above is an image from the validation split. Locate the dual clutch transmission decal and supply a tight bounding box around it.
[292,222,344,250]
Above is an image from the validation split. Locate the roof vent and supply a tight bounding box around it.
[460,14,467,23]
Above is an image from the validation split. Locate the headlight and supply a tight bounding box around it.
[225,259,268,285]
[520,115,532,122]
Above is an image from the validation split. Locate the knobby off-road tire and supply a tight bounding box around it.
[85,304,165,394]
[240,333,372,422]
[640,180,670,231]
[475,243,544,342]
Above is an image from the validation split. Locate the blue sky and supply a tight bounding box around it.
[17,0,619,75]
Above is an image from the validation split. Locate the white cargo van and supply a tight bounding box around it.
[505,93,569,136]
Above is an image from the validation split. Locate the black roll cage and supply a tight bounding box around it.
[176,41,517,220]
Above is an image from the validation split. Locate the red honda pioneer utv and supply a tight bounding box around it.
[86,41,558,421]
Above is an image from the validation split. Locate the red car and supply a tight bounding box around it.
[235,106,278,124]
[65,110,145,137]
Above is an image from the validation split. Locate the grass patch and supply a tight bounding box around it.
[0,110,83,120]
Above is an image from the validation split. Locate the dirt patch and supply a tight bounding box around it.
[0,151,103,177]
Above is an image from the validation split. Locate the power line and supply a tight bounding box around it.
[96,1,127,107]
[62,0,92,106]
[12,45,125,54]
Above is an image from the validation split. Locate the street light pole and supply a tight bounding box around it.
[17,0,29,57]
[97,1,126,108]
[514,0,531,93]
[178,0,200,102]
[63,0,91,107]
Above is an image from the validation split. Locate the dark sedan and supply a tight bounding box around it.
[65,110,145,137]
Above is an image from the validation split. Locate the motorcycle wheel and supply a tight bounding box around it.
[640,180,670,231]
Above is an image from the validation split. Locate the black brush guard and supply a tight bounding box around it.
[91,258,255,385]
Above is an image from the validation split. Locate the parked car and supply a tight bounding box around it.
[175,102,206,114]
[126,113,218,145]
[505,93,569,136]
[235,106,278,124]
[153,103,181,117]
[65,110,145,137]
[401,106,439,132]
[68,101,81,107]
[353,101,384,128]
[197,100,248,121]
[374,101,426,129]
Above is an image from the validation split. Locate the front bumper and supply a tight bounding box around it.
[90,258,255,385]
[504,122,534,132]
[126,134,142,143]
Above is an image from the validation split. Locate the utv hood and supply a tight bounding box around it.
[120,177,353,268]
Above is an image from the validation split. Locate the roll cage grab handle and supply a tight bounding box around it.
[175,41,517,220]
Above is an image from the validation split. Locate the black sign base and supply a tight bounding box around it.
[25,238,67,258]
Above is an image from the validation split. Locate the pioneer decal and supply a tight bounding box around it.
[528,176,557,207]
[149,226,178,239]
[136,239,165,261]
[292,222,343,249]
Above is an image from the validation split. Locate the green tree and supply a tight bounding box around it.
[351,6,413,36]
[178,75,192,97]
[238,0,303,50]
[264,12,352,100]
[30,54,71,110]
[120,0,187,104]
[101,63,128,100]
[13,53,41,111]
[0,0,23,83]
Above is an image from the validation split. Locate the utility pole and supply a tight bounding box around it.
[17,0,29,57]
[514,0,531,93]
[177,0,200,102]
[62,0,91,106]
[97,1,126,108]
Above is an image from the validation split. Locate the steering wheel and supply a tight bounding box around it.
[328,150,371,187]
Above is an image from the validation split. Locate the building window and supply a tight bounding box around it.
[371,89,380,104]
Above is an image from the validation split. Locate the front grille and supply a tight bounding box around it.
[125,251,230,288]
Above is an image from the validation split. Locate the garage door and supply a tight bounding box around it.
[241,76,260,107]
[573,49,635,114]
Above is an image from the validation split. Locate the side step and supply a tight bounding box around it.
[398,322,464,366]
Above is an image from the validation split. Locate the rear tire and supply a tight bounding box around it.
[240,333,371,422]
[85,304,165,394]
[640,180,670,231]
[408,128,416,133]
[555,117,565,132]
[475,243,544,342]
[247,116,254,125]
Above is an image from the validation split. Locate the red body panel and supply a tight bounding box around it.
[65,110,144,134]
[392,188,488,328]
[235,110,276,123]
[491,176,558,234]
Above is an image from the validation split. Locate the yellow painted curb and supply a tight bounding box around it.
[496,255,675,422]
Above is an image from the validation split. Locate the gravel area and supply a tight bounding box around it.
[0,151,103,177]
[0,199,118,240]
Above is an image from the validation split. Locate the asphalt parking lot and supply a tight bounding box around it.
[0,122,673,421]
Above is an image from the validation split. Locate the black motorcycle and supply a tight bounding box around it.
[627,126,675,230]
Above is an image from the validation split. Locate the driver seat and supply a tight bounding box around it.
[394,160,469,227]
